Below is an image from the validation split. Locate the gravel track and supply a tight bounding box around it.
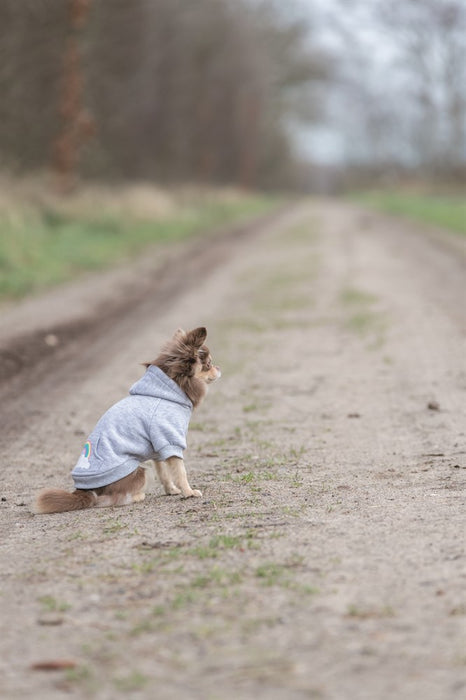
[0,201,465,700]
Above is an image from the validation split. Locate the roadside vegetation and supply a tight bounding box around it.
[353,190,466,236]
[0,183,278,300]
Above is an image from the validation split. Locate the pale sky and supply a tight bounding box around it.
[288,0,401,165]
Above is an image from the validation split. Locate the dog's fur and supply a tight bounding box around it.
[33,327,220,514]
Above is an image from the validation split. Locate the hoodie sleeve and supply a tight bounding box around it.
[149,400,190,461]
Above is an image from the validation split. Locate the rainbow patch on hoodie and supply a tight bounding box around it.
[83,441,91,459]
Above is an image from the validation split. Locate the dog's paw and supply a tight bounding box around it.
[132,492,146,503]
[163,482,181,496]
[182,489,203,499]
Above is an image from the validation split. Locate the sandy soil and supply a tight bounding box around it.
[0,201,465,700]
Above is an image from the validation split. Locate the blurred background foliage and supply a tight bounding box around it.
[323,0,466,190]
[0,0,329,190]
[1,0,465,191]
[0,0,465,301]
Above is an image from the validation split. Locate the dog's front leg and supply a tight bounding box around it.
[165,456,202,498]
[155,461,181,495]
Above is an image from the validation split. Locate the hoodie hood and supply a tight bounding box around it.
[129,365,192,409]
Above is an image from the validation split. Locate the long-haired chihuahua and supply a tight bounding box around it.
[34,327,220,514]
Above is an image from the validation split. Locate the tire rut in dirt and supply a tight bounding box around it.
[0,208,290,441]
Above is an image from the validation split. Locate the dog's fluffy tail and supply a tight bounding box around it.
[33,488,97,514]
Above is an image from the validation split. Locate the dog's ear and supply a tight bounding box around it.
[185,327,207,348]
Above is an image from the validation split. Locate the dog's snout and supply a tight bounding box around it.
[207,365,221,383]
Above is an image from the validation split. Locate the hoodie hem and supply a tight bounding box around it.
[72,459,140,489]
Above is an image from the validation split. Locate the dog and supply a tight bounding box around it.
[33,327,220,513]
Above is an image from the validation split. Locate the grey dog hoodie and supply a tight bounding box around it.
[71,365,192,489]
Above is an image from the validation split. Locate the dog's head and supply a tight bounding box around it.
[146,327,221,406]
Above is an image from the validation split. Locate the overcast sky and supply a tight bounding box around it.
[288,0,399,165]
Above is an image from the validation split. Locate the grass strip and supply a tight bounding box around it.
[0,193,277,300]
[353,191,466,236]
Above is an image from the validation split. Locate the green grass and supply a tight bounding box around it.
[0,193,277,300]
[113,670,149,692]
[353,191,466,236]
[38,594,71,612]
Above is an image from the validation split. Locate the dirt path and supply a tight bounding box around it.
[0,201,465,700]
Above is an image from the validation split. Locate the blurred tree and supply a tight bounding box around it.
[0,1,67,170]
[53,0,95,188]
[0,0,330,189]
[328,0,466,176]
[375,0,466,174]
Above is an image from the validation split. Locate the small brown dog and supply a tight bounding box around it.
[34,327,220,514]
